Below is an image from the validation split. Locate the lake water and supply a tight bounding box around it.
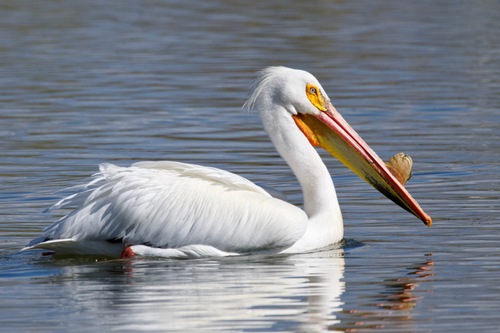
[1,1,500,332]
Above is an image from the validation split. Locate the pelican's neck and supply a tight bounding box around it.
[260,108,344,251]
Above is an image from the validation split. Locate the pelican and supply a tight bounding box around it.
[24,67,432,258]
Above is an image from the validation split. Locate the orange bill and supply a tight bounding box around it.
[293,102,432,226]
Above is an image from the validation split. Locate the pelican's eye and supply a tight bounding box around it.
[305,83,326,112]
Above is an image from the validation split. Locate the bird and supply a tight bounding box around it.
[23,66,432,259]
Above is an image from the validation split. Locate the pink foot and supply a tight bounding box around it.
[120,246,135,259]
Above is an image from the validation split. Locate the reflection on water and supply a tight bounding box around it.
[337,256,435,332]
[1,0,500,332]
[6,250,345,332]
[1,249,436,332]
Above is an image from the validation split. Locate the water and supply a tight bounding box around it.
[1,0,499,332]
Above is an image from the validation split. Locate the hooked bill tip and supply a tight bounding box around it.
[423,215,433,227]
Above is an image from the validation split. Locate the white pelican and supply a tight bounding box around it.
[24,67,432,258]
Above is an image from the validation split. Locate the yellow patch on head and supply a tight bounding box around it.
[305,83,326,112]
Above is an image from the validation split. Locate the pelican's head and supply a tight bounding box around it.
[245,66,432,226]
[244,66,329,119]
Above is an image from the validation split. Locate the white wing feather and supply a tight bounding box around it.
[38,161,307,253]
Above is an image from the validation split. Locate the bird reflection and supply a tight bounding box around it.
[37,248,345,332]
[334,254,434,332]
[35,251,433,332]
[377,256,434,311]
